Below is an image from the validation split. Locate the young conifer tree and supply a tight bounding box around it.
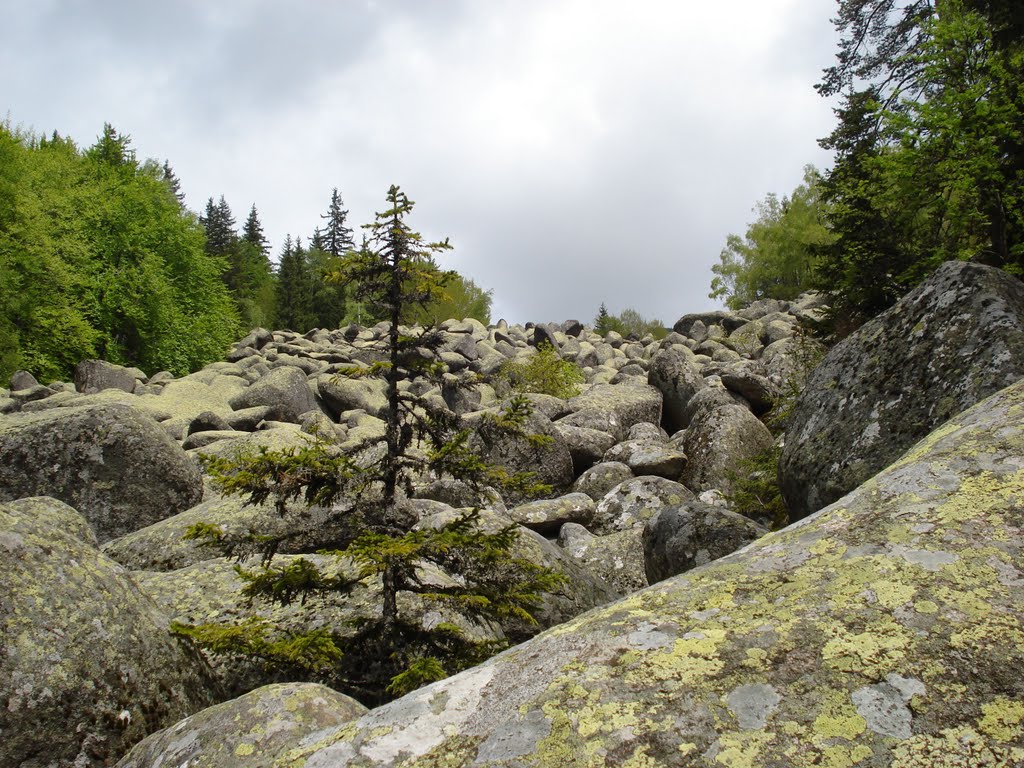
[179,185,561,704]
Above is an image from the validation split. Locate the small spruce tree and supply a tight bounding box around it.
[177,185,562,704]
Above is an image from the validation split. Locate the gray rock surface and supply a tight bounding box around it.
[0,403,203,542]
[571,461,634,501]
[229,365,319,422]
[780,260,1024,520]
[592,475,695,535]
[0,499,219,768]
[647,345,705,433]
[263,375,1024,768]
[643,500,768,583]
[682,403,773,495]
[114,683,367,768]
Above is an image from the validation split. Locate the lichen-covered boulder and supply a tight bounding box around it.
[648,344,706,433]
[114,683,366,768]
[780,260,1024,520]
[591,475,695,535]
[101,495,356,572]
[603,437,686,480]
[556,522,648,595]
[507,493,595,536]
[553,422,616,474]
[571,461,634,501]
[229,365,319,423]
[0,403,203,542]
[0,500,219,768]
[682,403,773,495]
[271,377,1024,768]
[317,374,388,420]
[643,500,768,583]
[562,383,663,442]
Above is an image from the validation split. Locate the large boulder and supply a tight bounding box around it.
[780,260,1024,520]
[0,403,203,542]
[591,475,695,535]
[682,403,774,495]
[114,683,367,768]
[229,365,319,423]
[556,523,648,595]
[648,344,706,433]
[0,498,219,768]
[270,377,1024,768]
[74,358,144,394]
[642,500,768,583]
[561,383,663,442]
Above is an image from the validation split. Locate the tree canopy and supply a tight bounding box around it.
[0,122,239,382]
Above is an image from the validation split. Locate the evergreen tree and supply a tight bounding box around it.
[180,186,561,704]
[274,235,316,331]
[594,302,611,334]
[241,203,269,259]
[161,160,185,207]
[321,187,355,258]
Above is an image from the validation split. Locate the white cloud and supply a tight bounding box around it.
[2,0,839,325]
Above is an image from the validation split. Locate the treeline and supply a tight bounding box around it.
[0,122,493,383]
[0,123,240,383]
[711,0,1023,331]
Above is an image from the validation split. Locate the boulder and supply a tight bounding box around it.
[8,370,39,391]
[0,403,203,542]
[275,377,1024,768]
[602,438,686,480]
[571,461,634,501]
[554,423,616,474]
[682,403,773,495]
[468,407,574,499]
[556,523,648,595]
[229,366,318,423]
[780,260,1024,520]
[642,500,768,583]
[647,345,705,433]
[317,375,388,420]
[507,493,596,536]
[562,383,663,442]
[74,358,144,394]
[592,475,695,535]
[114,683,367,768]
[0,500,219,768]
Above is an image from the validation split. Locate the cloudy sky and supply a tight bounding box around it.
[3,1,839,326]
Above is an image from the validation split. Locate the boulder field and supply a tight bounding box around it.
[2,262,1023,765]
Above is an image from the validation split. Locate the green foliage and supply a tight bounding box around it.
[593,304,667,339]
[0,121,239,382]
[407,272,493,326]
[183,187,562,705]
[815,0,1024,328]
[494,343,585,400]
[724,444,788,531]
[710,166,835,310]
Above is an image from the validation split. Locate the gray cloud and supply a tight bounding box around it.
[3,0,840,326]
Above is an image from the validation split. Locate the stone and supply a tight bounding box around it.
[780,260,1024,520]
[556,523,648,595]
[8,370,38,391]
[114,683,367,768]
[682,403,773,495]
[229,366,318,423]
[673,309,748,337]
[554,422,617,475]
[317,374,388,420]
[0,403,203,542]
[602,438,686,480]
[0,500,218,768]
[562,383,663,442]
[592,475,695,535]
[571,461,634,501]
[276,377,1024,768]
[507,493,596,535]
[186,410,233,436]
[647,344,705,433]
[643,500,768,583]
[74,358,145,394]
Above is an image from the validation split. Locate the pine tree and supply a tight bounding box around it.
[321,187,355,258]
[179,186,561,704]
[274,235,316,331]
[241,203,269,259]
[594,302,611,334]
[161,160,185,207]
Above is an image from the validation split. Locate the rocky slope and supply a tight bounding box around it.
[2,262,1023,766]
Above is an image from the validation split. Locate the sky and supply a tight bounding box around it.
[2,0,840,326]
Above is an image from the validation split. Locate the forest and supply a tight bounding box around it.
[711,0,1022,332]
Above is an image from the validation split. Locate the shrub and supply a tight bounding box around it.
[494,342,585,400]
